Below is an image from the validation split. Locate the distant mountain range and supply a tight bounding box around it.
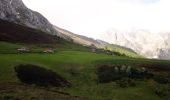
[99,29,170,60]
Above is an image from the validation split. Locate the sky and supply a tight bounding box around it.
[22,0,170,38]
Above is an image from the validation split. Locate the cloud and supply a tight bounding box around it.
[116,0,160,4]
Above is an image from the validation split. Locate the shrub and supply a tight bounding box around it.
[1,95,20,100]
[96,65,122,83]
[153,75,169,84]
[68,67,80,76]
[96,65,153,83]
[14,64,71,87]
[116,78,136,88]
[154,84,170,97]
[147,80,170,97]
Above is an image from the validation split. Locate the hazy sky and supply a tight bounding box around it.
[22,0,170,38]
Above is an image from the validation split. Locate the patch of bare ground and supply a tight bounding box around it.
[0,82,89,100]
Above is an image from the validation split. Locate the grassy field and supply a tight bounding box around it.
[0,42,170,100]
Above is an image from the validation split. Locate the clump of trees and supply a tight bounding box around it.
[15,64,71,87]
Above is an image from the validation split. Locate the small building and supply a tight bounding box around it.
[90,44,97,53]
[112,54,115,56]
[17,47,30,52]
[106,50,114,55]
[91,48,97,53]
[43,48,54,53]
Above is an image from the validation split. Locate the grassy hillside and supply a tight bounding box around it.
[106,44,142,58]
[0,41,170,100]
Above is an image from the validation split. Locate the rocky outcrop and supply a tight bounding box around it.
[0,0,57,35]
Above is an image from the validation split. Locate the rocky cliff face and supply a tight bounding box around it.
[99,29,170,60]
[0,0,57,35]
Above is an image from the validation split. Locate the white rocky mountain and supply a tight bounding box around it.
[99,29,170,60]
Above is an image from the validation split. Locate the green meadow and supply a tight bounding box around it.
[0,42,170,100]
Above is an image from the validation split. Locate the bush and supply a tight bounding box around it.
[15,64,71,87]
[116,78,136,88]
[0,95,20,100]
[154,84,170,97]
[96,65,152,83]
[129,67,153,79]
[68,67,80,76]
[96,65,122,83]
[147,80,170,97]
[153,75,169,84]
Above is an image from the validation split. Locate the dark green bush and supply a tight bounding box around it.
[68,67,80,76]
[96,65,122,83]
[15,64,71,87]
[96,65,152,83]
[155,84,170,97]
[129,68,153,79]
[116,78,136,88]
[147,80,170,98]
[1,95,20,100]
[153,76,169,84]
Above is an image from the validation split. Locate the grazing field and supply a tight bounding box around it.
[0,42,170,100]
